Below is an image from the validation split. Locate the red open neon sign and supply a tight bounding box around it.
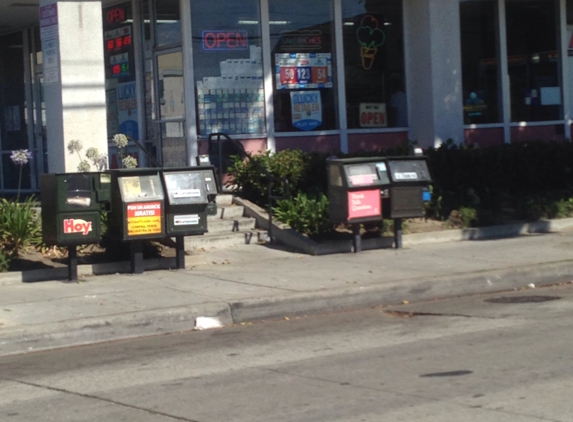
[202,30,249,51]
[106,7,126,24]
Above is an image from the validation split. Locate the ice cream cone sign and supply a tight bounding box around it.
[356,15,385,70]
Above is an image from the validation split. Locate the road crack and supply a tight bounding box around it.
[384,310,500,319]
[0,377,200,422]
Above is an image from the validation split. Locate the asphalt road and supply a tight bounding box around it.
[1,283,573,421]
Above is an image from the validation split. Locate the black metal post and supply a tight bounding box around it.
[130,241,144,274]
[394,218,403,249]
[175,236,185,269]
[218,136,223,190]
[68,245,78,282]
[267,180,273,243]
[352,223,362,253]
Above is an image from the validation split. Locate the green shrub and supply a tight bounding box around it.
[0,196,42,260]
[227,149,311,205]
[231,140,573,229]
[446,207,478,228]
[273,192,332,237]
[0,248,10,272]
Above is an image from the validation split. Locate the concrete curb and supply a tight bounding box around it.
[0,302,232,357]
[2,259,572,357]
[229,259,573,323]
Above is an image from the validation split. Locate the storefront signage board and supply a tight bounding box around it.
[40,4,59,85]
[276,53,332,89]
[40,4,58,40]
[290,90,322,131]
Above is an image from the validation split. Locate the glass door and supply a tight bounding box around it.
[155,49,186,167]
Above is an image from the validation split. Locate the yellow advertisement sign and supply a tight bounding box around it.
[126,202,162,236]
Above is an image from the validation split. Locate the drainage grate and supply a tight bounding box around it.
[485,295,561,304]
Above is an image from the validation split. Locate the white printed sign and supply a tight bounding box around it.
[393,172,418,180]
[290,90,322,131]
[174,215,200,226]
[173,189,201,198]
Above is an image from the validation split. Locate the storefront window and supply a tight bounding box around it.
[192,0,264,136]
[155,0,181,47]
[0,31,31,190]
[460,0,500,125]
[342,0,406,129]
[506,0,561,122]
[270,0,336,132]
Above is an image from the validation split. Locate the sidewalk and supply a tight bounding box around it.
[1,223,573,357]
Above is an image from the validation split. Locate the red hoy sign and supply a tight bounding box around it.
[63,219,93,236]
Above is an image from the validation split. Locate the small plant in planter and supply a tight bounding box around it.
[0,149,42,270]
[273,192,332,237]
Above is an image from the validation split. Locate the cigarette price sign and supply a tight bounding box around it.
[104,26,133,79]
[275,53,332,90]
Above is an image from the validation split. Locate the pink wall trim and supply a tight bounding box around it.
[464,128,505,147]
[198,138,267,155]
[510,125,565,143]
[348,131,408,153]
[275,135,340,153]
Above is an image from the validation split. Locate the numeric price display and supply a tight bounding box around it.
[106,35,132,52]
[275,53,332,89]
[104,26,132,79]
[111,63,129,76]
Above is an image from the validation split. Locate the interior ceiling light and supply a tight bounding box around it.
[238,20,289,25]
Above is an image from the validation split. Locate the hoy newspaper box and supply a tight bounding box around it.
[40,172,111,246]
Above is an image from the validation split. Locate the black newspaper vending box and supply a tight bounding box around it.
[107,169,166,274]
[41,172,111,246]
[40,172,112,280]
[161,167,219,268]
[161,166,218,236]
[328,157,388,225]
[108,169,166,242]
[382,157,432,219]
[328,157,389,252]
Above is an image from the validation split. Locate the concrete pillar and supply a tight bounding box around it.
[40,0,108,173]
[403,0,464,148]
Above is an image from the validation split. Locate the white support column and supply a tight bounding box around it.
[334,0,348,153]
[403,0,464,148]
[40,0,108,173]
[560,0,572,140]
[260,0,276,153]
[181,0,198,165]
